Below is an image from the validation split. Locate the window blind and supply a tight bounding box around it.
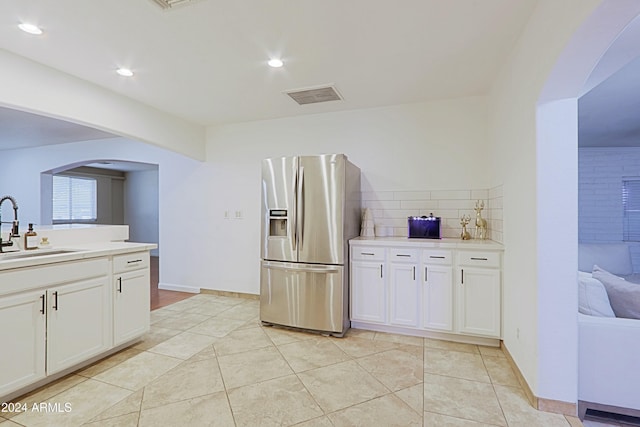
[623,178,640,241]
[52,175,97,222]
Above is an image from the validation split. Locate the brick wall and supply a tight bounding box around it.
[579,147,640,271]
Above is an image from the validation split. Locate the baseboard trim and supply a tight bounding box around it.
[200,288,259,300]
[350,321,501,347]
[501,343,577,416]
[158,282,200,293]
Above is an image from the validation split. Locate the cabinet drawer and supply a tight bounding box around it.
[0,258,109,296]
[113,252,150,273]
[389,248,419,263]
[422,250,452,265]
[351,246,385,261]
[457,251,501,268]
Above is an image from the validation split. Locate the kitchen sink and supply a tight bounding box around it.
[0,249,79,261]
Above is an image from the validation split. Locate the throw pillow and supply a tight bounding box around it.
[592,265,640,320]
[578,271,615,317]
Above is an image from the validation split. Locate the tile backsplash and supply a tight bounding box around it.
[362,185,503,243]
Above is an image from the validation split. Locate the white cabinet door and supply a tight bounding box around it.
[351,261,386,323]
[0,290,46,396]
[389,262,420,327]
[114,269,151,346]
[47,277,112,375]
[423,264,453,331]
[457,267,501,338]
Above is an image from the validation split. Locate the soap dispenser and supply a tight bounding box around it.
[24,223,38,250]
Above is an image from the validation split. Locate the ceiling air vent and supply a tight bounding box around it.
[149,0,197,9]
[285,85,343,105]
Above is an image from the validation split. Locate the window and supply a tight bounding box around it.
[52,175,97,223]
[623,178,640,241]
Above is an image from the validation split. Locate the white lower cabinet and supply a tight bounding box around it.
[351,245,386,323]
[457,266,501,338]
[47,277,112,375]
[0,249,153,400]
[350,239,502,342]
[0,290,46,396]
[351,260,386,323]
[113,252,151,345]
[389,249,420,327]
[423,264,453,331]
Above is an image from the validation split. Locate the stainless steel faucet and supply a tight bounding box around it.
[0,195,20,253]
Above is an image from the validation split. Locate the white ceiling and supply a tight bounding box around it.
[0,0,638,150]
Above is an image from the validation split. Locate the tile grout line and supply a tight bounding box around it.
[478,349,511,427]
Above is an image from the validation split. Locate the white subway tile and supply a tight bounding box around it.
[393,191,431,201]
[400,200,439,210]
[438,200,476,209]
[363,200,401,209]
[489,185,503,198]
[471,189,489,199]
[362,191,395,201]
[431,190,471,200]
[384,209,420,219]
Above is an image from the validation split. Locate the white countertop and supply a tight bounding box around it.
[350,236,503,250]
[0,241,157,271]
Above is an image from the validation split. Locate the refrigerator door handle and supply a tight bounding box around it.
[298,166,305,249]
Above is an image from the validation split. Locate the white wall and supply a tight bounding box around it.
[488,0,640,405]
[205,97,490,293]
[124,169,159,257]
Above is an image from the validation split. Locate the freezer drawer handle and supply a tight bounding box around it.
[470,257,488,261]
[263,263,340,273]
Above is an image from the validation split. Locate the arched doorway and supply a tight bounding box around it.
[537,1,640,421]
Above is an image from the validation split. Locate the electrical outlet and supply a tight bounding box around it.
[235,210,243,219]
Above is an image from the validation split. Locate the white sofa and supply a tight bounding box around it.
[578,243,640,419]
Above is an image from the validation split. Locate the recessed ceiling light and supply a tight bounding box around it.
[116,68,134,77]
[18,23,43,35]
[267,58,284,68]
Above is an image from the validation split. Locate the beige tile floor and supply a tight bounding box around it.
[1,293,593,427]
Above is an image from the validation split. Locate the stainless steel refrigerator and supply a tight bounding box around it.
[260,154,361,336]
